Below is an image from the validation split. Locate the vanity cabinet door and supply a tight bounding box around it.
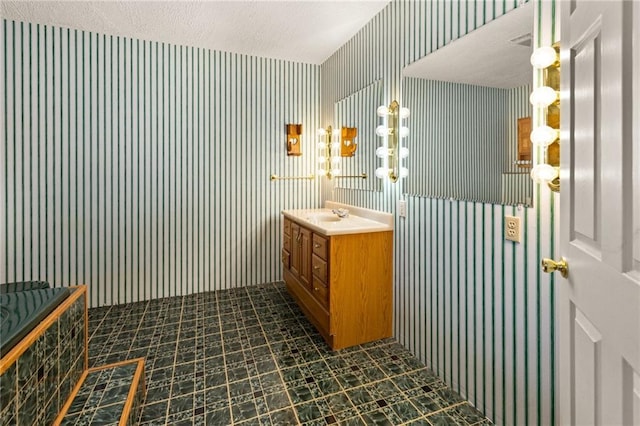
[299,227,312,289]
[290,222,301,277]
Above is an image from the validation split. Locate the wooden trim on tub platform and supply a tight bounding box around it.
[52,358,146,426]
[0,285,88,375]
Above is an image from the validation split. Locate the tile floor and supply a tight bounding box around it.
[87,282,492,425]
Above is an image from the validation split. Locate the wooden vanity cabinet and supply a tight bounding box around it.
[282,217,393,350]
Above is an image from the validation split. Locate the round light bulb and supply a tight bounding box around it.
[377,105,389,117]
[400,107,410,119]
[376,125,389,137]
[530,163,558,184]
[317,168,326,176]
[399,127,410,138]
[317,157,326,164]
[529,86,558,107]
[331,168,341,176]
[399,147,409,158]
[399,167,409,178]
[316,128,326,136]
[530,125,559,147]
[376,147,389,158]
[331,157,340,166]
[330,142,341,150]
[332,129,340,137]
[317,141,325,149]
[375,167,389,179]
[530,46,557,69]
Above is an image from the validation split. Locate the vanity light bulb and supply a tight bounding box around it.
[375,167,389,179]
[376,125,389,137]
[399,127,410,138]
[530,125,559,147]
[317,169,326,176]
[317,157,326,164]
[529,86,558,107]
[530,163,558,184]
[331,157,340,166]
[530,46,557,69]
[331,142,341,150]
[399,167,409,178]
[399,147,409,159]
[317,142,326,150]
[376,147,389,158]
[331,168,341,176]
[400,107,410,119]
[317,128,327,136]
[332,128,341,138]
[377,105,389,117]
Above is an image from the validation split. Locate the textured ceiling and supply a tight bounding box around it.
[403,2,533,89]
[1,1,390,65]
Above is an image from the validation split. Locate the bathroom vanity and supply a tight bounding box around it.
[281,202,393,350]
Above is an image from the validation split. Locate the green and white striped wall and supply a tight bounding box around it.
[403,79,532,205]
[321,1,558,425]
[0,20,321,308]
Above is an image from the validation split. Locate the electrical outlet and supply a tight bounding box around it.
[505,215,521,243]
[398,200,407,218]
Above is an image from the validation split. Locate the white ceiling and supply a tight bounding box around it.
[1,0,391,65]
[403,2,534,89]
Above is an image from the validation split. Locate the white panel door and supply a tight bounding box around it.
[558,0,640,425]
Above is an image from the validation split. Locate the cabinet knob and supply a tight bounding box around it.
[314,287,319,292]
[313,265,320,270]
[314,243,321,248]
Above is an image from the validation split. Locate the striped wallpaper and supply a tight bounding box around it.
[404,79,532,205]
[321,1,559,425]
[0,20,321,308]
[334,80,382,192]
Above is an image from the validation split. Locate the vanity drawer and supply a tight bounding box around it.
[312,234,328,260]
[311,254,327,282]
[312,277,329,309]
[281,249,290,269]
[284,218,291,236]
[283,234,291,253]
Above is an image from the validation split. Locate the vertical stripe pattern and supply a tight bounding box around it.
[1,20,321,308]
[403,79,532,206]
[320,1,557,425]
[334,80,382,191]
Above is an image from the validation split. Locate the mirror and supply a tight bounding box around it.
[334,80,382,191]
[403,2,534,206]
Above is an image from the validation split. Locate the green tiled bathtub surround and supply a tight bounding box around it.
[0,287,86,426]
[88,282,492,425]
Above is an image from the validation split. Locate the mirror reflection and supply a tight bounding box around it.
[334,80,382,191]
[403,3,533,206]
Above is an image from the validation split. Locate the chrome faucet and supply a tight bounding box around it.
[331,208,349,218]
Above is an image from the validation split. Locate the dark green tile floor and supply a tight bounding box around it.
[87,282,492,425]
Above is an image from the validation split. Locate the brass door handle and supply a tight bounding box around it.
[541,257,568,278]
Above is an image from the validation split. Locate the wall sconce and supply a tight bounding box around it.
[286,124,302,156]
[375,101,410,182]
[340,127,358,157]
[317,125,341,178]
[529,43,560,192]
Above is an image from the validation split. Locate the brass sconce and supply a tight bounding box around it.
[286,124,302,156]
[529,43,560,192]
[375,101,410,183]
[340,127,358,157]
[316,125,341,178]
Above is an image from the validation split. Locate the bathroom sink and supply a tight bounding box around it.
[282,203,393,236]
[306,213,341,223]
